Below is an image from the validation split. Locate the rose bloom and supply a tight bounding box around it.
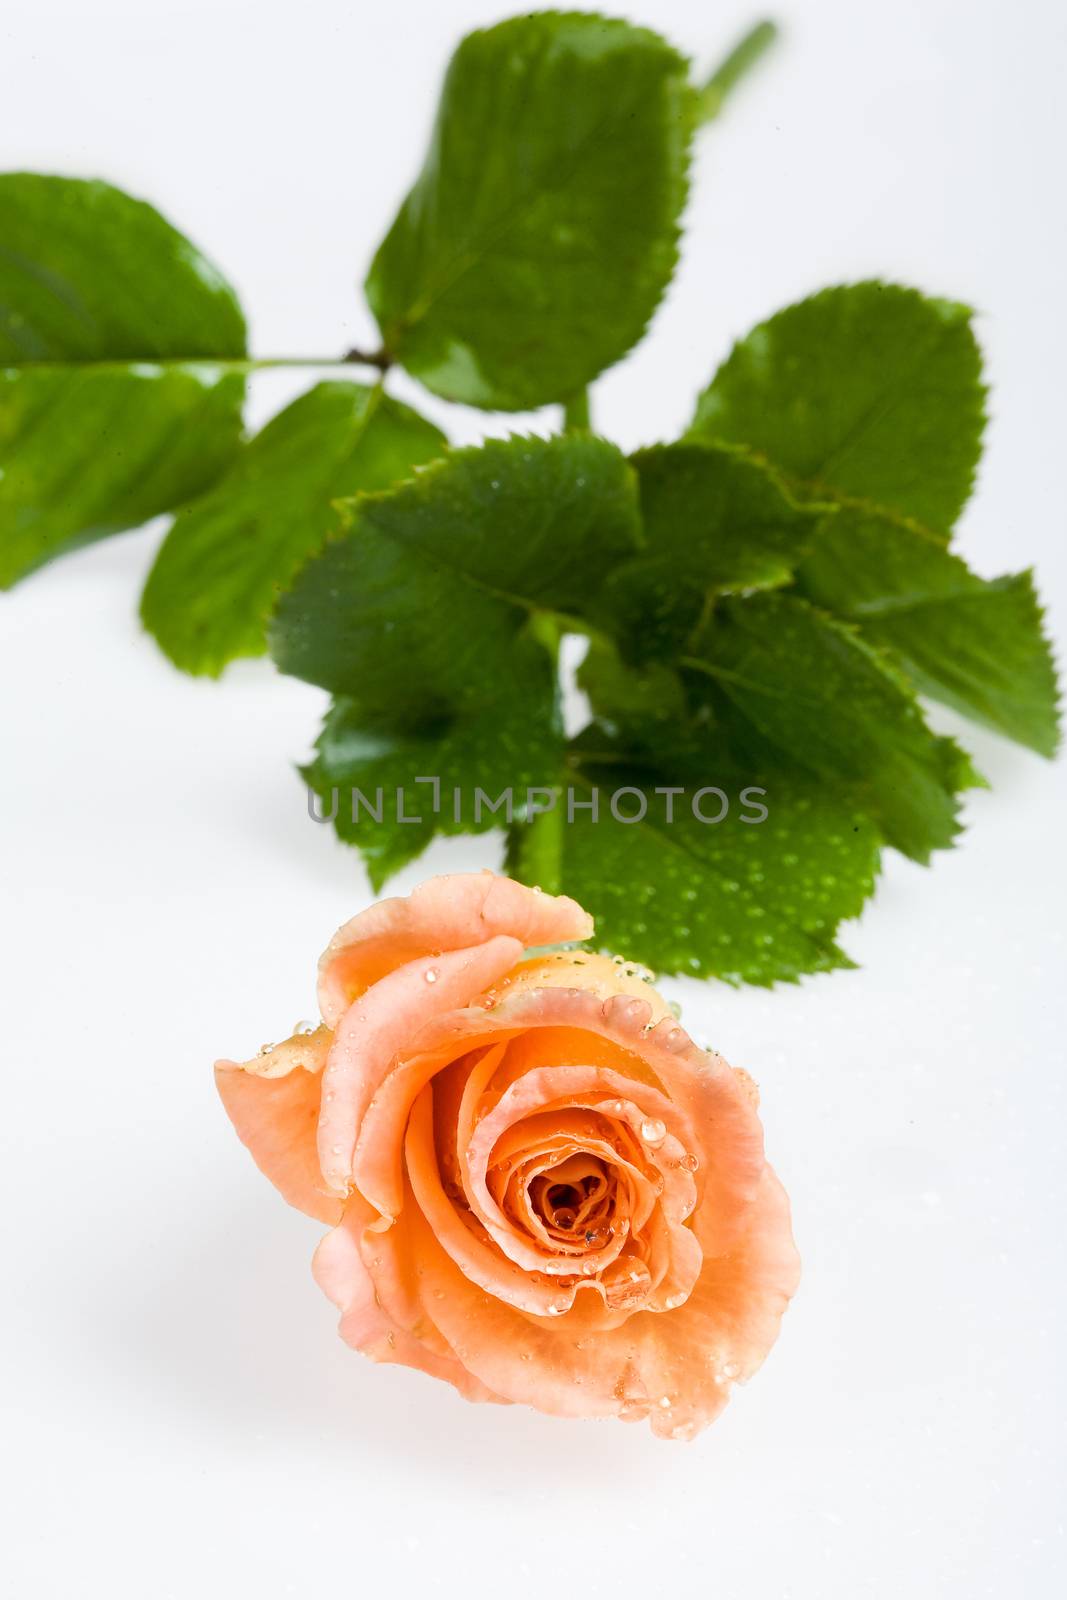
[217,873,799,1439]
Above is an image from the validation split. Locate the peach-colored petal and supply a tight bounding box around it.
[466,1076,697,1245]
[345,993,683,1236]
[404,1088,566,1316]
[351,1015,514,1222]
[215,1027,340,1225]
[351,981,764,1258]
[620,1166,802,1439]
[483,950,675,1026]
[312,1192,506,1406]
[399,1160,798,1435]
[347,1152,796,1440]
[488,985,767,1255]
[317,874,593,1026]
[489,1114,649,1266]
[317,937,523,1199]
[460,1072,705,1320]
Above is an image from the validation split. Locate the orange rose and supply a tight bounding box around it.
[216,873,799,1438]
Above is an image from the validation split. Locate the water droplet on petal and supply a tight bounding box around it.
[618,1399,648,1422]
[640,1117,667,1146]
[424,968,439,984]
[293,1020,316,1035]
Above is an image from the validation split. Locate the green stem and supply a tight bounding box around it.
[522,793,565,896]
[562,388,592,432]
[695,20,778,126]
[5,352,391,375]
[520,612,566,894]
[242,348,392,372]
[237,348,391,372]
[241,357,365,371]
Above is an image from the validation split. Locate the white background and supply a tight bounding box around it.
[2,1,1065,1596]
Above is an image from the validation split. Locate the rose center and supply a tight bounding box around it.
[530,1154,612,1238]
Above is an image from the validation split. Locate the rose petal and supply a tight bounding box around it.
[405,1088,568,1316]
[462,1071,701,1307]
[317,937,523,1199]
[399,1161,798,1434]
[318,874,593,1026]
[489,986,767,1254]
[404,984,763,1250]
[483,951,674,1030]
[215,1027,339,1225]
[352,1018,522,1223]
[466,1093,662,1270]
[312,1191,506,1406]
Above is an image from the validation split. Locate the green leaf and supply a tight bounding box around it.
[0,174,245,362]
[304,642,562,889]
[688,283,986,534]
[506,740,880,986]
[0,173,246,586]
[270,433,642,714]
[0,367,244,587]
[798,509,1061,757]
[686,592,977,862]
[595,443,822,659]
[365,12,692,410]
[140,383,445,675]
[499,639,882,983]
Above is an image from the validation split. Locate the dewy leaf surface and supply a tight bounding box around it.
[0,173,247,585]
[270,433,642,715]
[507,707,880,985]
[557,642,882,981]
[686,592,976,863]
[365,12,692,410]
[688,283,986,534]
[799,509,1061,756]
[141,383,445,675]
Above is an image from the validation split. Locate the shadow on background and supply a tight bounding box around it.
[78,1170,663,1491]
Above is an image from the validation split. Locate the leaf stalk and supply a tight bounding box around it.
[562,389,592,432]
[695,20,778,126]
